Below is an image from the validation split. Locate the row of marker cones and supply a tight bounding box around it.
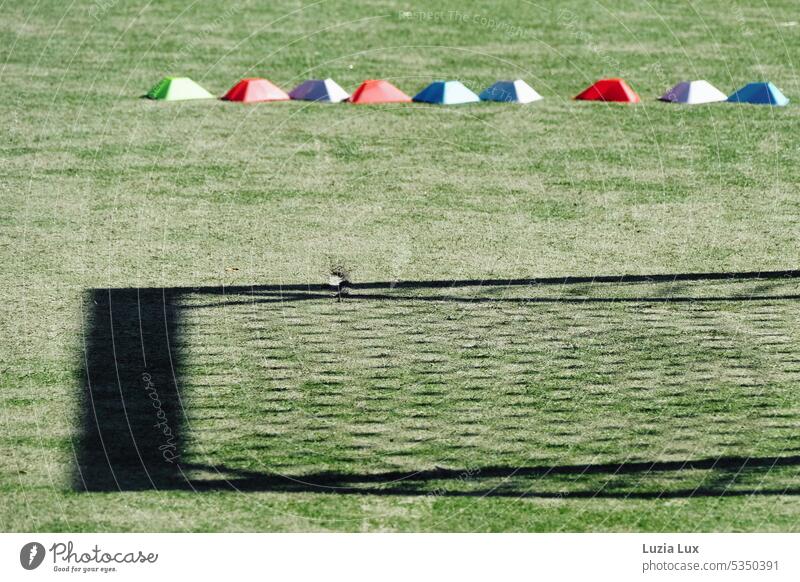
[145,77,543,104]
[577,78,789,106]
[146,76,789,106]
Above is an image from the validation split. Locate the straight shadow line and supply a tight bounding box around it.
[172,454,800,497]
[102,269,800,296]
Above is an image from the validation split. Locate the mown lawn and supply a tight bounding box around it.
[1,0,799,531]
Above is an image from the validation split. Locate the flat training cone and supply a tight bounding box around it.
[659,80,727,104]
[146,77,214,101]
[348,80,411,104]
[222,78,290,102]
[480,80,543,104]
[413,80,480,105]
[289,78,350,103]
[575,78,640,103]
[727,82,789,106]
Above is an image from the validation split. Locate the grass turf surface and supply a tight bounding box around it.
[2,0,800,531]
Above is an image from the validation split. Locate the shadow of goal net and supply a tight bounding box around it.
[76,272,800,498]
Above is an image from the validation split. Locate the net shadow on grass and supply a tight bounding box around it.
[177,455,800,498]
[74,269,800,497]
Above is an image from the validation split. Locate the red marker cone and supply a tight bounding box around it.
[222,78,290,102]
[348,80,411,104]
[575,78,640,103]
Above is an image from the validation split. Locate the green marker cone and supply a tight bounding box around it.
[146,77,214,101]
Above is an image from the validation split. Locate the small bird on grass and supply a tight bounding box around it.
[328,266,352,302]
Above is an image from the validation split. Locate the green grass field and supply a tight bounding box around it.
[2,0,800,532]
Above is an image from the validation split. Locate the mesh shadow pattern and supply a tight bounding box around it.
[76,272,800,497]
